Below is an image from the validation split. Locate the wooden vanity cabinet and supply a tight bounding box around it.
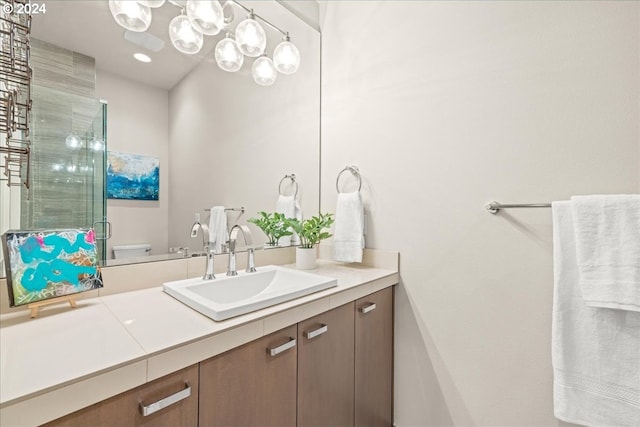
[355,287,394,427]
[41,287,395,427]
[297,302,356,427]
[42,364,199,427]
[198,324,298,427]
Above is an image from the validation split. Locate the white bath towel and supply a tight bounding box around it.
[552,201,640,426]
[276,195,302,246]
[333,191,364,263]
[208,206,228,254]
[571,195,640,312]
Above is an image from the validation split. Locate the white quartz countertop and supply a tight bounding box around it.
[0,259,398,421]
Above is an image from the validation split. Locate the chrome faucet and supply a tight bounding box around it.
[227,224,256,276]
[190,214,210,253]
[191,214,214,280]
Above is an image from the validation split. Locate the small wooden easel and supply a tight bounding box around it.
[28,295,77,318]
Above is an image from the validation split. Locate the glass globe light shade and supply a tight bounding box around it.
[273,39,300,74]
[252,55,277,86]
[138,0,165,7]
[169,14,204,54]
[215,34,243,72]
[108,0,152,32]
[186,0,224,36]
[221,0,234,25]
[235,16,266,57]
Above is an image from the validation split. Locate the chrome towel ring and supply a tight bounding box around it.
[278,174,298,197]
[336,165,362,193]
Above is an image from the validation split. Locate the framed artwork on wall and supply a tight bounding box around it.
[1,229,103,307]
[107,151,159,200]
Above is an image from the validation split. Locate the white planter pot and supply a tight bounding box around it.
[296,246,317,270]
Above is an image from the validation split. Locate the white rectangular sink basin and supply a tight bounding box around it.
[163,265,337,321]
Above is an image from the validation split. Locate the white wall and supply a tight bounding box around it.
[320,1,639,426]
[95,70,170,258]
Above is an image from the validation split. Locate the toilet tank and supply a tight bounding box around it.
[112,244,151,259]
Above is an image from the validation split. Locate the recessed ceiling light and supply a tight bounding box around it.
[134,53,152,63]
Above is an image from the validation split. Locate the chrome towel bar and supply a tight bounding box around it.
[204,207,245,213]
[486,201,552,214]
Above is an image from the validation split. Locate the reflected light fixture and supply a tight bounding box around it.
[235,11,266,57]
[252,55,277,86]
[215,32,243,72]
[108,0,152,32]
[169,10,204,54]
[273,33,300,75]
[65,133,83,149]
[108,0,300,85]
[186,0,224,36]
[221,0,235,25]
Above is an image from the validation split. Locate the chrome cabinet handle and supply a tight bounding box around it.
[304,324,328,339]
[359,303,377,314]
[139,382,191,417]
[267,337,296,356]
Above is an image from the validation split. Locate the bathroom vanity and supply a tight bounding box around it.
[0,249,398,427]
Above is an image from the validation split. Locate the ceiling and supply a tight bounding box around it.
[31,1,225,90]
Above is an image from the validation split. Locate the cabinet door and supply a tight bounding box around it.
[198,324,297,427]
[42,364,198,427]
[355,287,394,427]
[297,303,355,427]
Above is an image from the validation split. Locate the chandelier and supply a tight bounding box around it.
[108,0,300,86]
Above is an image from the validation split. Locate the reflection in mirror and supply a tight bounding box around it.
[0,0,320,274]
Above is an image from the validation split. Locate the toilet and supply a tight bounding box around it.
[112,244,151,259]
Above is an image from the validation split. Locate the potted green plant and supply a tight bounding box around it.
[247,211,292,247]
[286,213,334,269]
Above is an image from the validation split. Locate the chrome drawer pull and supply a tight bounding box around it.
[360,303,377,314]
[139,382,191,416]
[267,337,297,356]
[304,324,328,339]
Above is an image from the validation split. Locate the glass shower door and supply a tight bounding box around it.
[21,85,107,260]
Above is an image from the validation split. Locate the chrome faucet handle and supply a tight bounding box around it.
[227,250,238,276]
[203,248,215,280]
[246,247,256,273]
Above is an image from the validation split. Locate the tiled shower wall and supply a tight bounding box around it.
[22,39,105,230]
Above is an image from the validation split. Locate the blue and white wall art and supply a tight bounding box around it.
[107,151,159,200]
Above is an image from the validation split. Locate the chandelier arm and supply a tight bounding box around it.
[229,0,289,37]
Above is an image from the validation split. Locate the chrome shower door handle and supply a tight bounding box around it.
[92,220,112,240]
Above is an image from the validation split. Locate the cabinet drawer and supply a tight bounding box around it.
[42,364,199,427]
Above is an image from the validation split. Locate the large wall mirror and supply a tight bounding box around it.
[0,0,320,273]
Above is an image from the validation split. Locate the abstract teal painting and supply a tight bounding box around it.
[107,151,159,200]
[1,229,103,307]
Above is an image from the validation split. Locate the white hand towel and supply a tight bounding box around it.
[208,206,228,254]
[552,201,640,426]
[571,194,640,312]
[333,191,364,263]
[276,195,302,246]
